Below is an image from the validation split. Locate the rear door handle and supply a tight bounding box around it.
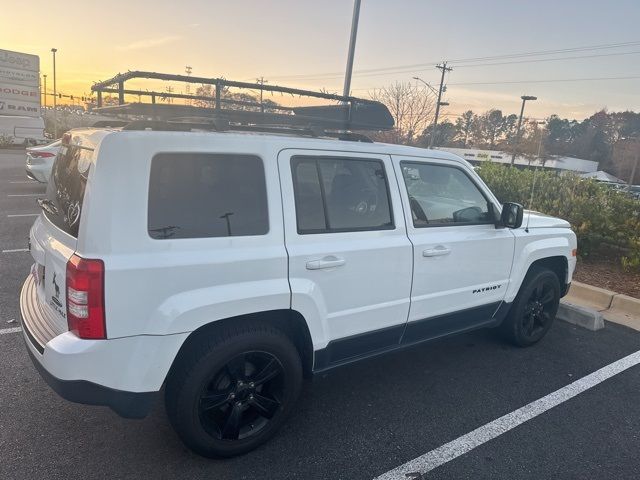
[306,256,346,270]
[422,246,451,257]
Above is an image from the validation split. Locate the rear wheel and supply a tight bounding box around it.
[165,322,302,457]
[501,267,560,347]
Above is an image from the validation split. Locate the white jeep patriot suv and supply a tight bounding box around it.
[20,126,576,457]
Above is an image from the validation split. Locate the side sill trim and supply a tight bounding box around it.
[314,301,509,373]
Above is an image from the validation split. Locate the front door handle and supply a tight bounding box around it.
[422,246,451,257]
[306,255,346,270]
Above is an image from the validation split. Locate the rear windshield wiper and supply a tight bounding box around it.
[149,225,180,239]
[37,198,59,216]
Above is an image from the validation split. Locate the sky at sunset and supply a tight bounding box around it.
[2,0,639,120]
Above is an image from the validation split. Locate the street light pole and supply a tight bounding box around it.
[412,76,438,96]
[511,95,537,165]
[342,0,361,98]
[42,74,47,120]
[51,48,58,139]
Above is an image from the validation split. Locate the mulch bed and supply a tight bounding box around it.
[574,255,640,299]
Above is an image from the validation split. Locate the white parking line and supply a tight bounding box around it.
[2,248,29,253]
[8,213,39,217]
[375,349,640,480]
[7,193,41,197]
[0,327,22,335]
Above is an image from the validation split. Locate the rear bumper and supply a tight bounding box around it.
[24,345,157,419]
[25,163,49,183]
[19,276,188,418]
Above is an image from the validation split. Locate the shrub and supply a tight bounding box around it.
[476,161,640,269]
[0,133,14,147]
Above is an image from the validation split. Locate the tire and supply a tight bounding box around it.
[501,266,561,347]
[165,321,302,458]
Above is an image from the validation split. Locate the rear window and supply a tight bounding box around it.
[43,142,93,238]
[148,153,269,239]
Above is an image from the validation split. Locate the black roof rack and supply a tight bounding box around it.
[90,71,394,136]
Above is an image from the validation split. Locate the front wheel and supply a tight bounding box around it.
[501,267,560,347]
[165,323,302,458]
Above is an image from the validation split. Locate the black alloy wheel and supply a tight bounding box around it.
[501,266,560,347]
[165,322,302,458]
[521,280,557,340]
[198,351,285,441]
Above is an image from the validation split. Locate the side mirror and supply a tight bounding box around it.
[500,202,524,229]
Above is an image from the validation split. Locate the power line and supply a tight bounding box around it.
[344,74,640,93]
[265,40,640,81]
[455,49,640,68]
[448,74,640,86]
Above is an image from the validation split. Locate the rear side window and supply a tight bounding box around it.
[148,153,268,239]
[291,156,393,234]
[43,142,93,238]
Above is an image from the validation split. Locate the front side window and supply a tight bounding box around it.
[291,156,393,234]
[401,162,492,227]
[148,153,268,239]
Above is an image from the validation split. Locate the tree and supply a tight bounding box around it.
[518,120,552,165]
[419,121,457,147]
[455,110,476,147]
[193,84,280,111]
[369,82,435,145]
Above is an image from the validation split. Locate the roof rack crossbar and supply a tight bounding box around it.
[94,102,391,131]
[91,71,394,132]
[113,118,373,143]
[91,70,377,105]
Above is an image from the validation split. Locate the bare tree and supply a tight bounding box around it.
[369,82,435,145]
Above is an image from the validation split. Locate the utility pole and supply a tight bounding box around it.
[51,48,58,138]
[511,95,537,165]
[342,0,361,98]
[429,62,452,148]
[256,76,268,112]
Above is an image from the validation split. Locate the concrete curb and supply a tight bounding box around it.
[564,282,615,311]
[561,281,640,332]
[557,301,605,331]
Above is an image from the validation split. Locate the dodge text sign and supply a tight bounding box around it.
[0,49,40,117]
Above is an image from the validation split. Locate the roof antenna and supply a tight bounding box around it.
[525,121,545,233]
[524,166,537,233]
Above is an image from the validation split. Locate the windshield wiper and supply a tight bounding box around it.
[37,198,59,216]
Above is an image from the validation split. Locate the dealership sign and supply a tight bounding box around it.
[0,99,40,115]
[0,49,40,117]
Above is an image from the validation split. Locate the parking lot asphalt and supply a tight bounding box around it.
[1,148,640,480]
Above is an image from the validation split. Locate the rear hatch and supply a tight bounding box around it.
[28,132,95,340]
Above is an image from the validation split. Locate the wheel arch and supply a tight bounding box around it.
[528,256,568,292]
[165,309,315,385]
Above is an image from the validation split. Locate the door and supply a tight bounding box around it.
[393,157,515,342]
[278,150,413,367]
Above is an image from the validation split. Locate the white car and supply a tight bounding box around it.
[20,125,576,458]
[25,139,61,183]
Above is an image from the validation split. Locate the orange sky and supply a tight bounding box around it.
[2,0,639,120]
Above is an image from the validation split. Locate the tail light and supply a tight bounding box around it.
[28,151,56,158]
[66,254,106,339]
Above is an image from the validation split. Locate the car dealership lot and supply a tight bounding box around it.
[1,148,640,480]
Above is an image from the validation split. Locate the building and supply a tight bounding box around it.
[439,147,598,174]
